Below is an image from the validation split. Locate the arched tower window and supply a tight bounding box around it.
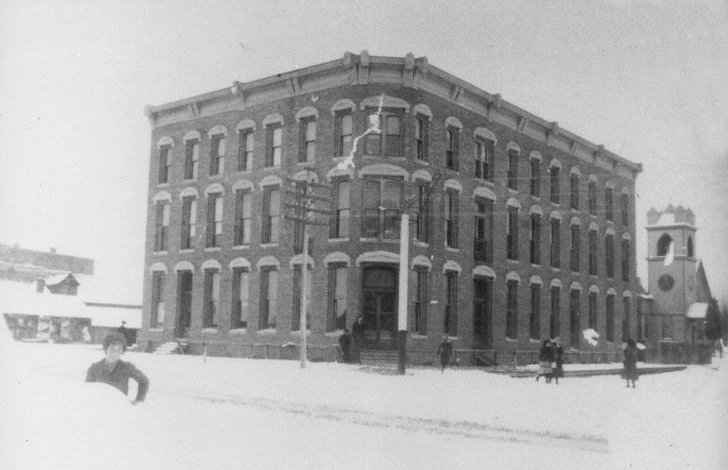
[687,236,694,258]
[657,233,673,257]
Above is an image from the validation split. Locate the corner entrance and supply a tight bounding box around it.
[361,266,397,350]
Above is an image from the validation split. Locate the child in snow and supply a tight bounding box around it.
[86,333,149,403]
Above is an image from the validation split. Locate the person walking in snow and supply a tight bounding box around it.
[551,337,564,384]
[622,338,639,388]
[536,339,554,383]
[338,328,352,363]
[86,333,149,403]
[436,335,454,372]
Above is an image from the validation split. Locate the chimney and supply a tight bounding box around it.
[50,247,56,254]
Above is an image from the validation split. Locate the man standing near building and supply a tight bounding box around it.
[351,316,365,364]
[86,333,149,404]
[436,335,454,372]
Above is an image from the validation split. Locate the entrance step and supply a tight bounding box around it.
[153,341,182,355]
[360,349,399,366]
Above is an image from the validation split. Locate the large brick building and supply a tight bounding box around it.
[139,51,642,362]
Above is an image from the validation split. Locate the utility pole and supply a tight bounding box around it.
[283,170,331,369]
[396,172,441,375]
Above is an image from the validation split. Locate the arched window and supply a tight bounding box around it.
[687,235,694,258]
[657,233,673,257]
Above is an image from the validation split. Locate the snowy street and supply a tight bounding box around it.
[1,340,726,469]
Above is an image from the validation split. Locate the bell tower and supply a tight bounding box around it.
[646,205,698,315]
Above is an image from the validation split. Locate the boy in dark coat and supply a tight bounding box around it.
[436,335,454,372]
[86,333,149,403]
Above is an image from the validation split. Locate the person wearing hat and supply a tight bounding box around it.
[86,333,149,403]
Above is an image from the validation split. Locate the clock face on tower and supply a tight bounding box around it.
[658,274,675,291]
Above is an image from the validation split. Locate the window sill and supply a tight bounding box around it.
[262,166,281,171]
[529,338,541,343]
[325,331,344,337]
[257,328,277,335]
[261,243,279,249]
[362,155,406,162]
[410,334,428,339]
[531,195,541,201]
[149,328,164,332]
[361,238,399,244]
[296,161,315,166]
[153,251,168,255]
[507,259,519,264]
[201,328,218,333]
[507,188,519,194]
[328,237,350,243]
[550,267,561,272]
[209,174,223,180]
[505,337,519,342]
[157,182,170,188]
[233,244,251,250]
[291,330,312,337]
[183,178,198,183]
[229,328,248,334]
[445,247,459,252]
[204,247,222,252]
[180,248,195,254]
[412,241,429,248]
[415,159,430,165]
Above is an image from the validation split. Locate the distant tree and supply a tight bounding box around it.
[704,298,722,341]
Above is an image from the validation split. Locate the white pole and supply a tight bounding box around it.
[397,212,409,374]
[300,224,309,369]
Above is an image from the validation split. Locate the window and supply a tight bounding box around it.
[203,268,220,328]
[550,218,560,268]
[259,267,278,329]
[415,115,429,161]
[210,134,226,176]
[444,271,458,336]
[570,224,580,272]
[605,233,615,279]
[154,201,170,252]
[588,181,597,216]
[180,196,197,250]
[150,272,165,327]
[327,264,348,331]
[158,145,171,184]
[605,187,614,221]
[657,233,673,256]
[606,294,615,342]
[506,280,518,340]
[445,190,459,248]
[292,265,312,330]
[507,149,518,191]
[530,283,540,340]
[550,166,560,204]
[621,193,629,225]
[184,139,199,180]
[474,200,493,263]
[530,213,541,265]
[475,140,494,181]
[550,286,560,339]
[621,238,630,282]
[530,158,540,196]
[507,206,519,260]
[265,124,282,167]
[299,118,316,162]
[234,189,252,245]
[333,180,350,238]
[362,178,402,239]
[231,267,249,328]
[262,186,280,243]
[414,268,428,335]
[589,229,598,275]
[446,126,459,170]
[570,172,579,209]
[365,111,403,157]
[687,236,694,258]
[473,278,492,345]
[205,193,223,248]
[292,181,306,254]
[237,130,254,171]
[622,296,631,341]
[570,289,580,348]
[588,291,597,330]
[335,111,353,157]
[415,182,431,243]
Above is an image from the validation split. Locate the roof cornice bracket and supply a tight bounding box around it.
[518,116,528,132]
[231,81,247,109]
[546,122,559,147]
[487,93,501,119]
[403,53,415,88]
[188,102,199,118]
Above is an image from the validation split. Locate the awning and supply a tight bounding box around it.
[686,302,709,319]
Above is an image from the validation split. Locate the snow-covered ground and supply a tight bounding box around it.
[1,329,726,469]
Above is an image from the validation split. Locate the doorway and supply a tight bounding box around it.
[176,271,192,338]
[361,266,397,349]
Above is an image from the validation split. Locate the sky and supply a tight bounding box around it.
[0,0,727,303]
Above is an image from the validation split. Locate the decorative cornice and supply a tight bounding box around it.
[146,51,641,176]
